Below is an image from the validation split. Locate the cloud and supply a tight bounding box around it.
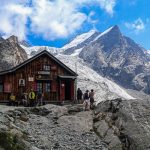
[125,18,145,33]
[0,0,116,40]
[74,0,116,16]
[30,0,87,40]
[87,11,98,28]
[98,0,116,16]
[0,1,31,40]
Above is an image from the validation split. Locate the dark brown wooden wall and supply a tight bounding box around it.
[0,54,74,101]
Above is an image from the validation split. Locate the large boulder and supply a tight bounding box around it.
[94,98,150,150]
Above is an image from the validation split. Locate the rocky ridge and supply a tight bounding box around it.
[0,35,28,71]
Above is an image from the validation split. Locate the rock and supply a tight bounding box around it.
[20,114,29,122]
[94,120,109,138]
[95,98,150,150]
[104,129,122,150]
[67,104,84,114]
[10,128,23,138]
[6,115,15,122]
[93,111,122,149]
[0,35,28,71]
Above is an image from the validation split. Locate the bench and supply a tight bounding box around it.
[0,100,9,105]
[0,100,19,106]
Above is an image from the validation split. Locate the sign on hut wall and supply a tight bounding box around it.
[38,71,50,75]
[19,79,25,86]
[28,77,34,82]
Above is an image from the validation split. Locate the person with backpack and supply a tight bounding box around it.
[83,90,90,111]
[37,92,44,106]
[9,92,16,106]
[77,88,83,103]
[28,89,36,107]
[89,89,95,109]
[22,93,28,107]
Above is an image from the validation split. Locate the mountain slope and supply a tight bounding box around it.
[56,54,134,103]
[79,25,148,69]
[21,25,150,97]
[20,30,100,58]
[20,45,62,58]
[77,25,150,93]
[62,30,100,55]
[0,35,28,71]
[0,34,134,102]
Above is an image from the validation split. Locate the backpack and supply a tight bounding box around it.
[84,92,89,100]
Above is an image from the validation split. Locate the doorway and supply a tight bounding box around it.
[65,80,71,100]
[37,81,51,100]
[60,80,73,101]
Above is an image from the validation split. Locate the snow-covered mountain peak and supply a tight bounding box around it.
[93,25,121,41]
[63,30,99,49]
[20,45,63,58]
[145,50,150,55]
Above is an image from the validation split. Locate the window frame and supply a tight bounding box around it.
[45,82,51,92]
[43,65,51,71]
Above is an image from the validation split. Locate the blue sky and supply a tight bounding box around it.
[0,0,150,49]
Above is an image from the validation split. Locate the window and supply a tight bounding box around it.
[43,65,50,71]
[0,83,3,92]
[45,83,50,92]
[37,83,42,93]
[4,83,11,93]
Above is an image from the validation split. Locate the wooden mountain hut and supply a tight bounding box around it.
[0,50,77,103]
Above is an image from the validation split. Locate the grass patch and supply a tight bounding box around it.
[0,131,25,150]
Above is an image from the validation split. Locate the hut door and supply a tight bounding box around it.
[60,81,65,101]
[65,80,71,100]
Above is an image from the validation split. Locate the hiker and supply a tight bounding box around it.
[17,93,23,106]
[89,89,95,109]
[77,88,83,103]
[83,90,90,111]
[28,89,36,107]
[22,93,28,107]
[9,93,17,106]
[37,92,44,106]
